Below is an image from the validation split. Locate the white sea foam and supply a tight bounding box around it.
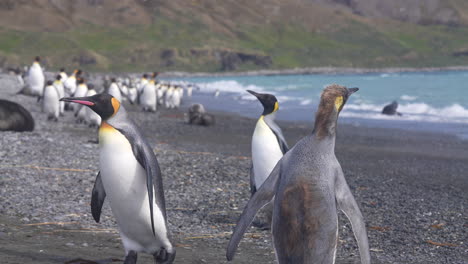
[194,80,265,94]
[400,95,417,101]
[343,102,468,124]
[300,99,312,105]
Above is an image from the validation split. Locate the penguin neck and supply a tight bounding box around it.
[261,112,276,123]
[312,106,338,142]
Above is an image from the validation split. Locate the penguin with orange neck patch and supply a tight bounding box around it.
[227,84,370,264]
[60,94,175,264]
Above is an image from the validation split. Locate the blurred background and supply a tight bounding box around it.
[1,0,468,72]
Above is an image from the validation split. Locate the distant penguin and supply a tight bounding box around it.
[137,74,149,95]
[171,87,181,109]
[382,101,402,116]
[42,80,60,121]
[64,69,82,111]
[84,84,101,128]
[59,68,68,82]
[158,84,168,106]
[60,93,176,264]
[141,80,157,112]
[164,86,174,109]
[156,83,164,106]
[107,78,122,102]
[23,56,45,97]
[0,99,34,132]
[227,85,370,264]
[127,85,138,105]
[53,75,65,115]
[64,69,82,96]
[187,85,193,97]
[74,78,89,123]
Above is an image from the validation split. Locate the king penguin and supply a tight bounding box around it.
[227,84,370,264]
[108,78,122,103]
[84,84,101,128]
[53,75,65,115]
[141,79,157,112]
[247,90,288,228]
[42,80,60,121]
[60,93,175,264]
[25,56,45,97]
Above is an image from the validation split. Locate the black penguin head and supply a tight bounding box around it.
[60,93,119,121]
[111,77,116,83]
[56,75,62,81]
[142,73,148,79]
[77,78,85,85]
[88,83,95,90]
[34,56,40,62]
[46,80,53,86]
[60,67,65,72]
[247,90,279,116]
[74,69,82,76]
[152,72,159,78]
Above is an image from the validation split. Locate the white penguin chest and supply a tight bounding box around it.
[251,117,283,187]
[98,123,168,252]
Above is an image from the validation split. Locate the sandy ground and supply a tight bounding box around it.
[0,73,467,263]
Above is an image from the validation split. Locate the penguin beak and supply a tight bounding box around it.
[247,90,264,101]
[347,87,359,95]
[60,97,95,106]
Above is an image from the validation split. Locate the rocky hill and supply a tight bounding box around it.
[1,0,468,72]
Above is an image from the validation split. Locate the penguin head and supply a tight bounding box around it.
[142,73,148,79]
[74,69,82,76]
[60,93,119,121]
[313,84,358,139]
[152,71,159,78]
[318,84,358,114]
[111,77,116,83]
[77,78,85,85]
[247,90,279,116]
[34,56,41,63]
[46,80,53,86]
[60,67,65,72]
[55,75,62,81]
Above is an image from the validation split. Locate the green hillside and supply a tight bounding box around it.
[1,0,468,72]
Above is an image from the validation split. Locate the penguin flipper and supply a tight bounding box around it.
[91,171,106,223]
[274,131,289,154]
[249,163,256,196]
[226,162,281,261]
[335,171,371,264]
[264,118,289,154]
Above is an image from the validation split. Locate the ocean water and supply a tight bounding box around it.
[167,71,468,139]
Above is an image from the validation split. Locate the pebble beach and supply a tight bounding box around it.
[0,73,467,263]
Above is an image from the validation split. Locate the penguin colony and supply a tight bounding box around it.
[8,57,371,264]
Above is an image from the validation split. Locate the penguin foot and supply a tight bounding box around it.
[153,248,176,264]
[123,251,137,264]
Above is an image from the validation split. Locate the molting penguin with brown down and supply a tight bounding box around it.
[227,84,370,264]
[60,94,175,264]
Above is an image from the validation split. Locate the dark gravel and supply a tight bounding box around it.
[0,73,467,263]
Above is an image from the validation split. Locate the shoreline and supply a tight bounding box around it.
[161,65,468,78]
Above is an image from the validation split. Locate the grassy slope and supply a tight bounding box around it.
[1,3,468,72]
